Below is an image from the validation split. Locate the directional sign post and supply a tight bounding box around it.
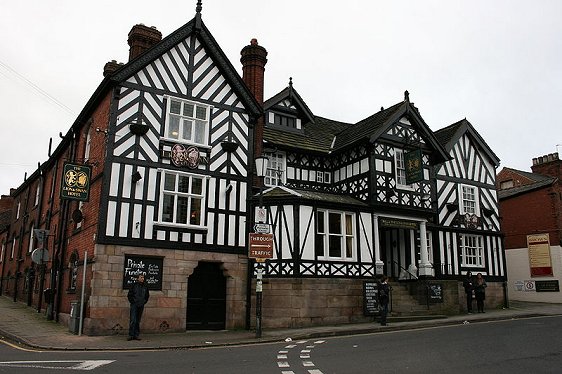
[248,233,273,261]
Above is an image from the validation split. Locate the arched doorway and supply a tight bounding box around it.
[186,262,226,330]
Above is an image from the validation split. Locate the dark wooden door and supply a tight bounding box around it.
[186,262,226,330]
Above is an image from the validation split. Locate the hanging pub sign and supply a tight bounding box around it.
[527,233,553,277]
[60,163,91,201]
[405,149,423,184]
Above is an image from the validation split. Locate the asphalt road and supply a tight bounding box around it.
[1,315,562,373]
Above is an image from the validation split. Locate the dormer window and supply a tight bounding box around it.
[274,113,296,128]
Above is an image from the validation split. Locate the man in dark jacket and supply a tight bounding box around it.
[127,274,149,340]
[462,271,474,314]
[378,275,390,326]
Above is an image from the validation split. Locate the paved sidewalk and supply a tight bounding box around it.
[1,296,561,351]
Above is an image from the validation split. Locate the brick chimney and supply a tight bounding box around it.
[531,152,561,179]
[240,39,268,158]
[127,24,162,61]
[103,60,123,77]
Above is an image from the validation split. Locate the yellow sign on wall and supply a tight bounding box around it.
[527,233,552,277]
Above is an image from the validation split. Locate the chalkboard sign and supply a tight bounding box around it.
[428,283,443,303]
[363,281,380,316]
[123,255,163,290]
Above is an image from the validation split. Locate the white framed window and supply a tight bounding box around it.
[159,170,206,228]
[264,151,286,186]
[0,242,4,262]
[11,237,16,259]
[459,184,479,215]
[76,201,84,229]
[16,201,20,220]
[84,127,92,162]
[460,234,484,267]
[164,97,211,146]
[34,186,40,206]
[314,171,331,184]
[394,148,414,190]
[315,210,355,260]
[28,227,34,253]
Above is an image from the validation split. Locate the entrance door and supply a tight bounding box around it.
[186,262,226,330]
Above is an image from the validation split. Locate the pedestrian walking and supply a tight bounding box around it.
[378,275,390,326]
[127,274,149,341]
[462,271,474,313]
[474,272,487,313]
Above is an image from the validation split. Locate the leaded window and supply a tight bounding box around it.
[460,234,483,267]
[316,210,354,260]
[165,97,210,146]
[159,170,206,227]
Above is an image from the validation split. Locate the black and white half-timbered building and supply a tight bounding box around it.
[256,84,507,325]
[0,2,507,334]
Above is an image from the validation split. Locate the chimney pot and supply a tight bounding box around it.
[127,24,162,61]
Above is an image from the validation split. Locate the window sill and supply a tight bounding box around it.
[153,222,208,232]
[159,137,211,150]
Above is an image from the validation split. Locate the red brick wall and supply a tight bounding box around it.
[500,186,561,249]
[496,168,535,189]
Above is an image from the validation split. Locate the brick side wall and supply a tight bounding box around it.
[500,187,560,249]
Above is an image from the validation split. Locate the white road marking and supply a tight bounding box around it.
[300,354,310,359]
[308,370,324,374]
[278,361,290,368]
[277,354,287,359]
[0,360,115,370]
[281,371,295,374]
[302,361,315,367]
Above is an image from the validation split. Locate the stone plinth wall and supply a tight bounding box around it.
[251,278,373,329]
[84,244,248,336]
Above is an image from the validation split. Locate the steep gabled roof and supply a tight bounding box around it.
[333,95,449,163]
[435,118,500,167]
[333,101,404,150]
[111,15,262,117]
[264,81,315,124]
[263,116,351,153]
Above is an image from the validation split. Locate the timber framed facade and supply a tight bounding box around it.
[0,2,507,334]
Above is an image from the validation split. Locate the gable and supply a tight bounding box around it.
[438,133,497,184]
[111,18,261,117]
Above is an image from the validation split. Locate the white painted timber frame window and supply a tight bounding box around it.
[315,210,355,260]
[159,170,207,228]
[459,184,479,215]
[394,148,413,190]
[315,171,331,184]
[460,234,484,267]
[264,151,286,186]
[164,96,211,146]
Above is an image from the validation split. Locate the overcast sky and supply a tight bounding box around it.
[1,0,561,196]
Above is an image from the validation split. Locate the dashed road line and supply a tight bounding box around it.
[276,339,326,374]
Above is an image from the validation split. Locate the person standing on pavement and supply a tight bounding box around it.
[378,275,390,326]
[127,274,149,341]
[462,271,474,313]
[474,272,487,313]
